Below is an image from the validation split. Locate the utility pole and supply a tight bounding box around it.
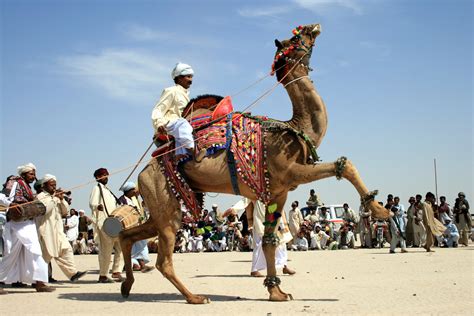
[434,158,438,205]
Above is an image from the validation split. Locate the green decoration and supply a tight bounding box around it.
[268,203,278,213]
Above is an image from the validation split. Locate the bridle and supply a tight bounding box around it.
[271,25,316,76]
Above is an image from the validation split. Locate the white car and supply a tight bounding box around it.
[316,204,345,230]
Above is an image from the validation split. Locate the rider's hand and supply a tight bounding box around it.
[157,126,167,135]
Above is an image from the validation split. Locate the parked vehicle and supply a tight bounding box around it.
[316,204,345,231]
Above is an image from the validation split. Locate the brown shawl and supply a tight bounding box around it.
[421,201,446,236]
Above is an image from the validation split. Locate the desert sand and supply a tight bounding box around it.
[1,245,472,315]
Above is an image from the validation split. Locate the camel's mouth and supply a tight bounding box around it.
[311,24,322,37]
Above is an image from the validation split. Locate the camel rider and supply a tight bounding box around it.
[151,62,196,160]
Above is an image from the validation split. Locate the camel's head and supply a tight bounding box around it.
[272,24,321,80]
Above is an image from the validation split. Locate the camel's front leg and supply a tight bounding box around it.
[156,226,210,304]
[335,157,390,219]
[291,158,390,219]
[262,195,293,302]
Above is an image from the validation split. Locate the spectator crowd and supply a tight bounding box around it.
[0,162,471,295]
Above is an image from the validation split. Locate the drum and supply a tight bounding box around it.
[8,200,46,222]
[103,205,142,238]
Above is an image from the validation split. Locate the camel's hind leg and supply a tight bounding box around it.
[262,194,293,302]
[120,219,158,298]
[156,225,210,304]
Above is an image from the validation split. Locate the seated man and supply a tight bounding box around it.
[300,189,322,217]
[305,208,320,225]
[311,224,329,250]
[187,230,204,253]
[73,235,88,255]
[174,230,188,253]
[437,215,460,247]
[292,230,309,251]
[151,62,197,160]
[209,226,227,252]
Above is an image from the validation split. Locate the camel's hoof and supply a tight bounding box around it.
[269,293,292,302]
[187,295,211,304]
[121,281,131,298]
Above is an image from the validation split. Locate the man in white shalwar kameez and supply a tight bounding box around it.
[65,209,79,246]
[288,201,303,248]
[151,62,196,159]
[0,163,53,292]
[89,168,123,283]
[242,199,295,277]
[36,174,86,282]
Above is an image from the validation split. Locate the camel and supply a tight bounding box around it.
[119,23,390,304]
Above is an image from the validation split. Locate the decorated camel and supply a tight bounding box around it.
[119,23,390,303]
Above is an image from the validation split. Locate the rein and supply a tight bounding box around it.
[283,75,309,88]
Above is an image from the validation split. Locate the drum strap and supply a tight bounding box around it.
[98,183,111,217]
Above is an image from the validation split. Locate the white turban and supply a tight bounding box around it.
[17,163,36,175]
[78,209,85,214]
[171,62,194,79]
[120,181,136,192]
[41,174,57,183]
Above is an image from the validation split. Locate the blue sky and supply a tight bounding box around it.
[1,0,472,215]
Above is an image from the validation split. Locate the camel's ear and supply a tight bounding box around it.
[275,39,283,49]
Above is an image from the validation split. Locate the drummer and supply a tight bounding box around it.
[89,167,123,283]
[36,174,87,283]
[0,163,54,292]
[118,181,154,273]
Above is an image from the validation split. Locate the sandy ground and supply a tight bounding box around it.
[1,245,473,315]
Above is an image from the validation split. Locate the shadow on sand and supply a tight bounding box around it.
[58,292,339,303]
[59,292,259,303]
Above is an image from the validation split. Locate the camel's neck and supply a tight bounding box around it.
[283,71,328,149]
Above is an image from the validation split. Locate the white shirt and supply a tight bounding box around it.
[65,214,79,242]
[89,182,118,229]
[0,182,18,207]
[151,84,190,131]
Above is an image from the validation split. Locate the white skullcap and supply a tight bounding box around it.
[17,163,36,175]
[78,209,85,213]
[212,204,218,208]
[171,62,194,79]
[120,181,136,192]
[41,174,57,183]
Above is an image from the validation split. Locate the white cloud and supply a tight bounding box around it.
[121,24,170,41]
[359,40,391,58]
[293,0,364,15]
[338,60,350,67]
[238,6,291,18]
[57,49,171,104]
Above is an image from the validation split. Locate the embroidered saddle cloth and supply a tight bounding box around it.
[158,106,271,218]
